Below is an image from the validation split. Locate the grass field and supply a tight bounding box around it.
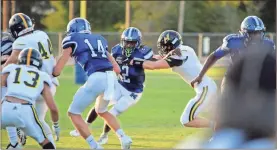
[1,66,225,149]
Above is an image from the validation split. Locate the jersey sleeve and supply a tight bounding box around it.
[41,72,53,88]
[2,64,16,74]
[12,38,27,50]
[139,46,154,60]
[62,34,78,54]
[213,34,242,58]
[164,56,183,67]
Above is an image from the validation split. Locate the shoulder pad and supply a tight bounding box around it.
[12,38,27,50]
[111,44,122,54]
[263,38,275,51]
[41,72,53,88]
[2,64,16,74]
[139,45,153,60]
[62,34,78,50]
[138,45,152,54]
[222,34,244,50]
[223,34,243,42]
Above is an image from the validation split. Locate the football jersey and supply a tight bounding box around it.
[1,32,14,56]
[168,45,213,87]
[12,30,59,86]
[214,34,275,62]
[112,44,153,93]
[2,64,52,105]
[62,33,113,76]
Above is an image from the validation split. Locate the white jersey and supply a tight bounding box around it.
[12,30,59,86]
[2,64,52,104]
[170,45,213,89]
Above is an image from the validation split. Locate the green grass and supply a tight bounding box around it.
[1,66,225,149]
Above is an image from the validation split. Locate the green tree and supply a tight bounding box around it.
[42,1,67,32]
[63,1,125,32]
[14,0,54,30]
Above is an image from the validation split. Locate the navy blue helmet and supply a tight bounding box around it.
[66,18,91,35]
[157,30,183,56]
[240,16,266,41]
[120,27,142,57]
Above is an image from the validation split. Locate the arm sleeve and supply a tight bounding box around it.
[62,35,78,54]
[164,56,183,67]
[42,73,53,88]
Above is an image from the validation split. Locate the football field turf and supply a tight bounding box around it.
[1,66,225,149]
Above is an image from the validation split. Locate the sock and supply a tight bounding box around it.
[6,127,18,146]
[47,134,56,148]
[115,129,126,138]
[86,135,98,149]
[102,124,111,136]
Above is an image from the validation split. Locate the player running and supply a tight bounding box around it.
[2,13,60,147]
[190,16,275,93]
[53,18,132,149]
[129,30,217,129]
[1,48,59,149]
[69,27,154,145]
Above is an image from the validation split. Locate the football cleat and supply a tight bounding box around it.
[120,135,132,149]
[97,133,108,145]
[6,142,22,149]
[69,129,80,137]
[17,128,27,146]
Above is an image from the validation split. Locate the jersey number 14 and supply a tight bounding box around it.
[84,39,107,58]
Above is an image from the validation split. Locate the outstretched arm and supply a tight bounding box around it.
[53,47,72,77]
[107,52,121,74]
[191,46,229,87]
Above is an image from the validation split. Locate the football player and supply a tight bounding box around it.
[190,16,275,93]
[1,31,27,148]
[2,13,60,147]
[1,48,59,149]
[129,30,218,129]
[53,18,132,149]
[69,27,154,145]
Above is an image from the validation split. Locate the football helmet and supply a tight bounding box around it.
[157,30,183,56]
[120,27,142,57]
[18,48,42,69]
[240,16,266,41]
[9,13,34,39]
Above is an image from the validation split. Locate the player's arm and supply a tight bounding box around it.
[107,52,121,74]
[198,46,229,78]
[1,73,9,87]
[42,81,60,140]
[53,47,72,77]
[131,55,182,70]
[42,82,59,122]
[1,50,20,69]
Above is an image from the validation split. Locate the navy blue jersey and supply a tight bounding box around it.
[112,44,153,93]
[214,34,275,62]
[62,33,113,76]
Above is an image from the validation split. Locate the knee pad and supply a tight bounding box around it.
[113,96,133,113]
[42,142,55,149]
[109,107,121,116]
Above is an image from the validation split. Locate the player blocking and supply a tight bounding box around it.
[1,48,59,149]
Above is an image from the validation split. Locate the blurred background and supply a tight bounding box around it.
[2,0,276,66]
